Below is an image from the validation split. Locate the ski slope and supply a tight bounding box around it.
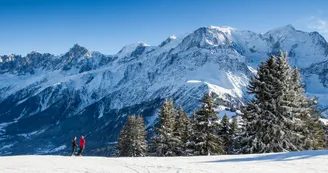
[1,150,328,173]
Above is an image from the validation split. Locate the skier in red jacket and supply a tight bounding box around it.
[77,136,85,156]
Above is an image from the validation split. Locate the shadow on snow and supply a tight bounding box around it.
[206,150,328,163]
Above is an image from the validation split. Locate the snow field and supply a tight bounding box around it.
[1,150,328,173]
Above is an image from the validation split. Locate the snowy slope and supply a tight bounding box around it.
[1,150,328,173]
[0,25,327,156]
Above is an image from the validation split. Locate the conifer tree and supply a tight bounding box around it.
[322,122,328,148]
[218,114,231,154]
[298,98,325,150]
[189,112,197,135]
[230,116,239,136]
[186,112,197,155]
[151,99,177,156]
[283,65,325,150]
[241,52,325,153]
[117,115,147,157]
[229,116,240,154]
[135,115,148,156]
[241,55,288,153]
[189,93,223,155]
[173,106,190,156]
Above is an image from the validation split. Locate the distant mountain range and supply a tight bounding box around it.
[0,25,327,155]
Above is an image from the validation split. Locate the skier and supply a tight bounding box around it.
[77,136,85,156]
[71,136,77,156]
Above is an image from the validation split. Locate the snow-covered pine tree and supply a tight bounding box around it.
[151,99,178,156]
[230,116,239,137]
[274,52,301,151]
[292,69,325,149]
[135,115,147,156]
[322,121,328,148]
[116,115,147,157]
[241,53,298,153]
[241,56,281,153]
[218,114,231,154]
[303,106,326,150]
[116,115,136,157]
[186,112,197,155]
[241,52,325,153]
[173,106,190,156]
[229,116,240,154]
[190,93,223,155]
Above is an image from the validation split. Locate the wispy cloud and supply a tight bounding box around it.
[305,16,328,39]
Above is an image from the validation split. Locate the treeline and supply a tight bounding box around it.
[116,95,238,156]
[116,52,327,157]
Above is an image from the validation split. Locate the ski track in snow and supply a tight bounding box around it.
[0,150,328,173]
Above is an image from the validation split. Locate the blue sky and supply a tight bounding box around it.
[0,0,327,56]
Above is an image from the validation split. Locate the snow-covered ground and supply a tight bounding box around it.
[1,150,327,173]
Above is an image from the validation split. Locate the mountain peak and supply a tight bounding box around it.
[208,26,236,33]
[27,51,41,56]
[275,24,295,31]
[136,42,149,47]
[117,42,149,57]
[265,24,296,35]
[278,24,296,31]
[64,44,89,59]
[69,44,88,53]
[178,26,234,50]
[285,24,295,29]
[159,36,177,47]
[169,35,177,40]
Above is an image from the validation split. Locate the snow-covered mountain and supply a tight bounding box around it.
[0,25,327,155]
